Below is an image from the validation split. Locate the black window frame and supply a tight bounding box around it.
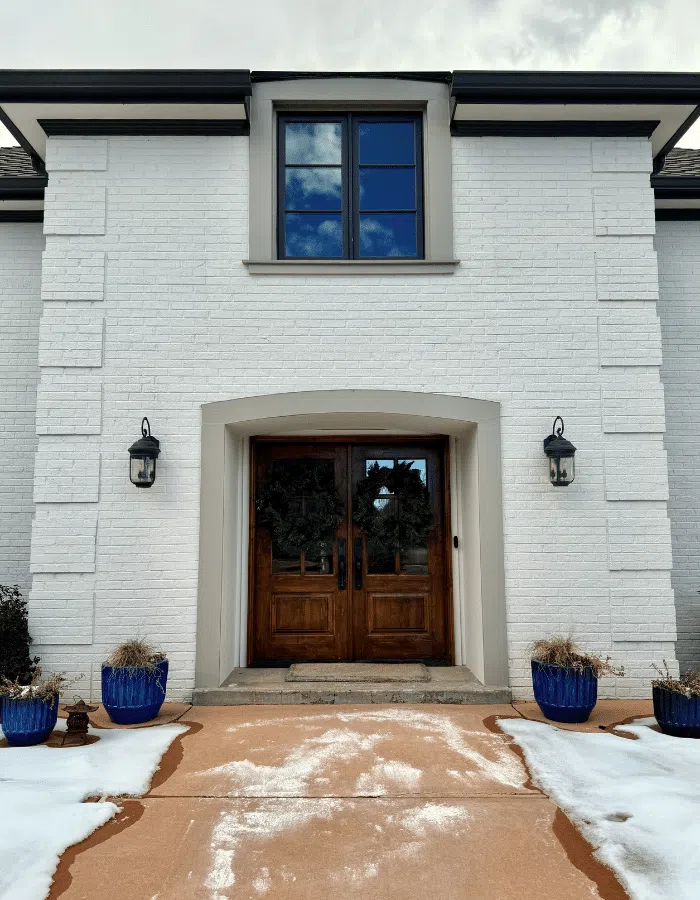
[277,112,425,261]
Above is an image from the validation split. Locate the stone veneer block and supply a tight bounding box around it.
[593,174,656,236]
[601,371,666,433]
[38,304,104,368]
[41,249,105,302]
[46,138,108,172]
[598,307,662,367]
[44,178,106,235]
[33,438,100,503]
[36,372,102,434]
[28,598,94,644]
[30,505,98,573]
[607,508,673,571]
[604,436,669,501]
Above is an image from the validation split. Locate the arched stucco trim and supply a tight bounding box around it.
[196,390,507,688]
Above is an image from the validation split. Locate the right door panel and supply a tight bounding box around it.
[350,442,449,662]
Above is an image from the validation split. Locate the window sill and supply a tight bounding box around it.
[243,259,460,275]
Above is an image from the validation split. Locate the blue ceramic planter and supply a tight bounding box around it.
[653,685,700,738]
[1,696,58,746]
[531,660,598,723]
[101,660,168,725]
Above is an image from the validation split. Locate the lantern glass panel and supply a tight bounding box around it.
[130,455,156,486]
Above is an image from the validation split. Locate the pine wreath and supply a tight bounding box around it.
[256,459,345,553]
[353,461,433,551]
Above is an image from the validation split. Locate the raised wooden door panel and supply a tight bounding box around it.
[251,441,350,664]
[350,442,448,662]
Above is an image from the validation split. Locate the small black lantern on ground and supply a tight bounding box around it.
[128,417,160,488]
[61,698,99,745]
[543,416,576,487]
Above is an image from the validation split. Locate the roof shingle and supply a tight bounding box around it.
[0,146,37,177]
[657,147,700,177]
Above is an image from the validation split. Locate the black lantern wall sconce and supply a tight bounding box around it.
[543,416,576,487]
[128,418,160,488]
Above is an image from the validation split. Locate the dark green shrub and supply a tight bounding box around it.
[0,585,39,684]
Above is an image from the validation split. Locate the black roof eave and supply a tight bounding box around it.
[0,69,252,103]
[451,70,700,104]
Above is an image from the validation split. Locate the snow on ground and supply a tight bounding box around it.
[500,716,700,900]
[0,719,187,900]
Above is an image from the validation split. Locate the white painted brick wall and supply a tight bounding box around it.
[0,223,43,597]
[26,132,678,701]
[657,220,700,673]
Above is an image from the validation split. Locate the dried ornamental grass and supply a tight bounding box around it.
[652,661,700,698]
[0,667,73,704]
[532,637,624,678]
[104,639,166,671]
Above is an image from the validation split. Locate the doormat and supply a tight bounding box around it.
[285,663,431,683]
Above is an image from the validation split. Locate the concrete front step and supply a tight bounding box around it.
[192,666,511,705]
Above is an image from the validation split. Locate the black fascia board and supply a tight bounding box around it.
[451,120,659,137]
[39,119,250,136]
[0,70,252,103]
[451,71,700,104]
[652,176,700,199]
[252,71,452,84]
[0,175,47,200]
[655,208,700,220]
[0,210,43,222]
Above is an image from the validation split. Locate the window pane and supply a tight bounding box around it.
[285,167,342,211]
[359,214,417,258]
[285,213,343,258]
[398,458,427,484]
[400,545,429,575]
[305,542,334,575]
[358,122,415,165]
[272,537,301,574]
[359,168,416,211]
[285,122,342,164]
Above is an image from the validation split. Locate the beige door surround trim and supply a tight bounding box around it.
[195,390,507,689]
[248,78,455,269]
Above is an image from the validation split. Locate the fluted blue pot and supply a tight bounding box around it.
[1,696,59,746]
[101,660,168,725]
[653,685,700,738]
[531,660,598,723]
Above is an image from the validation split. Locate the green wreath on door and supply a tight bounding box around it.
[352,461,433,551]
[256,459,345,553]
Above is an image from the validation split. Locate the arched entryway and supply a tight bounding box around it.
[195,390,507,689]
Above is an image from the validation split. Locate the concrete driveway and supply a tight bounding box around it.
[48,702,647,899]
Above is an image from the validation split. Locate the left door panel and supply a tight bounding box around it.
[251,441,350,664]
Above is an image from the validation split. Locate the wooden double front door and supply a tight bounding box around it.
[250,438,450,665]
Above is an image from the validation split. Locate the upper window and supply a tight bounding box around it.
[278,114,424,260]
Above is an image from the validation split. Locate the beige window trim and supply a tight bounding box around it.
[248,78,456,270]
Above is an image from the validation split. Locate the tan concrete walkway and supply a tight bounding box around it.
[48,701,651,899]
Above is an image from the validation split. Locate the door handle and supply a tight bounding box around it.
[338,539,347,590]
[354,537,363,590]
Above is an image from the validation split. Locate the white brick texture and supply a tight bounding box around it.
[20,132,679,701]
[657,220,700,673]
[0,223,43,597]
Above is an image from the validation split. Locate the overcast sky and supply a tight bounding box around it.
[2,0,700,146]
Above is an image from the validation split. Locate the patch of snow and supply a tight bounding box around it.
[355,759,423,795]
[205,798,342,899]
[0,719,186,900]
[500,717,700,900]
[252,866,271,894]
[217,708,525,791]
[398,803,470,837]
[201,727,387,795]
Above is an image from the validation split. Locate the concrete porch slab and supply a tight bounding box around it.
[148,704,531,798]
[193,666,511,705]
[286,662,431,683]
